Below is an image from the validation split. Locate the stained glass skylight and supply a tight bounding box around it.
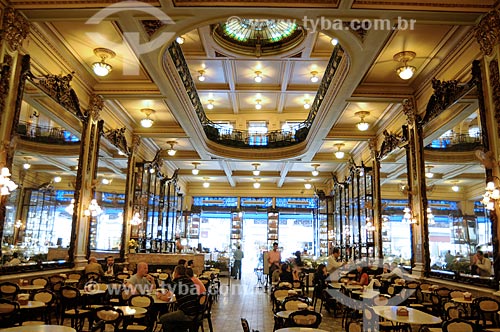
[223,19,298,43]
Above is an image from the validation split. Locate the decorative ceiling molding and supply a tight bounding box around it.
[172,0,340,8]
[351,0,494,12]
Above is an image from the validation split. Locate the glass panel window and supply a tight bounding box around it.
[248,121,268,146]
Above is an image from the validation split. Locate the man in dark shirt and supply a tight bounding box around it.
[158,265,201,331]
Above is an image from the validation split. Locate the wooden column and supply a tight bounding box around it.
[369,139,383,259]
[69,95,103,267]
[0,8,29,254]
[475,11,500,285]
[122,134,141,263]
[402,98,430,278]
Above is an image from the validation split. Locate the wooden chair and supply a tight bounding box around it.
[29,289,58,324]
[286,309,322,328]
[124,294,154,331]
[0,298,20,328]
[31,277,49,288]
[241,317,260,332]
[0,282,19,300]
[442,318,480,332]
[472,297,500,328]
[91,306,124,332]
[59,285,91,332]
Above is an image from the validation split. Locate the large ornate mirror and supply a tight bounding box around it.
[0,57,83,271]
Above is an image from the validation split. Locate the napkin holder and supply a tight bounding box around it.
[17,294,28,305]
[396,308,409,316]
[463,292,472,300]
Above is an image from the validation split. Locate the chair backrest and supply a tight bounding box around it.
[435,287,451,298]
[91,306,124,332]
[287,309,322,328]
[0,298,20,328]
[450,290,465,298]
[373,295,389,306]
[116,272,130,281]
[292,280,304,291]
[68,273,82,281]
[31,277,49,287]
[419,283,431,291]
[446,305,465,320]
[0,282,19,300]
[49,275,66,285]
[30,289,56,307]
[283,297,309,310]
[128,294,154,309]
[346,320,362,332]
[60,286,83,311]
[473,296,500,327]
[241,317,251,332]
[51,281,64,293]
[85,272,100,282]
[442,318,478,332]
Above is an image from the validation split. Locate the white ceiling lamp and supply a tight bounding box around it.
[101,178,112,185]
[92,48,115,77]
[334,143,345,159]
[53,175,62,183]
[197,69,206,82]
[203,177,210,188]
[451,181,460,192]
[425,166,434,178]
[22,157,31,170]
[0,167,17,196]
[176,36,185,44]
[166,141,177,156]
[206,99,214,110]
[331,37,339,46]
[311,164,320,177]
[140,108,155,128]
[303,99,311,109]
[254,70,263,83]
[310,71,319,83]
[253,178,261,189]
[252,163,261,176]
[304,179,312,190]
[355,111,370,131]
[255,99,262,110]
[192,162,200,175]
[394,51,417,80]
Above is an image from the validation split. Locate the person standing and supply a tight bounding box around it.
[326,248,344,277]
[233,245,244,280]
[268,242,281,283]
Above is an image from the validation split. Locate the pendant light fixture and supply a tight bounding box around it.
[92,48,116,77]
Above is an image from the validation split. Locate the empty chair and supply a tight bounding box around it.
[0,282,19,300]
[286,309,322,328]
[31,277,49,288]
[59,286,91,331]
[472,296,500,328]
[442,318,479,332]
[124,294,154,331]
[282,295,310,311]
[29,289,57,324]
[0,298,20,328]
[91,306,124,332]
[346,320,363,332]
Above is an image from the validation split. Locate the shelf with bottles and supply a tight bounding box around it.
[267,209,279,246]
[187,213,200,239]
[230,211,242,240]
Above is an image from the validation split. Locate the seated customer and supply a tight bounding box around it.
[85,256,104,276]
[349,264,369,286]
[159,265,202,331]
[7,252,21,266]
[103,256,121,277]
[186,268,206,295]
[127,262,156,294]
[279,263,294,283]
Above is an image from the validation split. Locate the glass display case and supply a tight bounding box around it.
[267,209,279,248]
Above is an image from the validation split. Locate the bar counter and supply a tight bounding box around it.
[127,253,205,275]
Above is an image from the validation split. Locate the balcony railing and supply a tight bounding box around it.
[16,121,80,145]
[426,133,482,151]
[168,40,344,149]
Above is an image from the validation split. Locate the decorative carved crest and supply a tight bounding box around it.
[131,134,141,154]
[377,130,403,161]
[28,72,83,119]
[402,98,416,125]
[475,9,500,56]
[86,94,103,120]
[0,7,30,52]
[489,60,500,138]
[105,127,130,157]
[141,20,165,37]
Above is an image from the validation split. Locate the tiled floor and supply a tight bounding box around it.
[206,272,341,332]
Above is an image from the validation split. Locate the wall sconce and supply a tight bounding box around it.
[311,164,320,177]
[253,178,261,189]
[22,157,31,170]
[254,71,263,83]
[197,69,206,82]
[482,179,500,210]
[166,141,177,156]
[192,162,200,175]
[310,71,319,83]
[427,207,435,225]
[203,177,210,188]
[252,163,261,176]
[304,179,312,190]
[130,212,142,226]
[402,207,418,224]
[14,219,23,229]
[65,198,75,215]
[0,167,18,195]
[84,199,102,217]
[92,48,116,77]
[355,111,370,131]
[394,51,417,80]
[334,143,345,159]
[140,108,155,128]
[365,217,375,231]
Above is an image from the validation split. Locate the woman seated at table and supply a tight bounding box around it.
[279,263,295,283]
[348,264,369,286]
[313,264,328,293]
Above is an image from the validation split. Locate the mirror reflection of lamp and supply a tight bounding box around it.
[65,199,75,214]
[84,199,102,217]
[0,167,18,195]
[14,219,23,229]
[130,212,142,226]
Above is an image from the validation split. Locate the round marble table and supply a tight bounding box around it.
[275,328,328,332]
[0,325,76,332]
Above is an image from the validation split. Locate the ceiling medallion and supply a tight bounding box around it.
[212,18,305,57]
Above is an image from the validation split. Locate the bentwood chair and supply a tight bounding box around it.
[285,309,322,328]
[59,285,91,332]
[0,281,20,300]
[241,317,260,332]
[0,298,21,328]
[91,306,124,332]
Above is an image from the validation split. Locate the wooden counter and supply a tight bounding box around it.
[127,253,204,276]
